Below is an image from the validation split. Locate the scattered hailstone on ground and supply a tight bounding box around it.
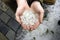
[20,10,38,26]
[16,0,60,40]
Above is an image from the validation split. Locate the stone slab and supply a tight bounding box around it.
[0,32,8,40]
[0,13,10,23]
[0,20,10,35]
[8,19,20,31]
[6,30,15,40]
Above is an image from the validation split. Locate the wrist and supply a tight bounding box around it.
[16,0,27,7]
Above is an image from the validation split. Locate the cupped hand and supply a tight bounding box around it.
[29,1,44,30]
[15,0,30,30]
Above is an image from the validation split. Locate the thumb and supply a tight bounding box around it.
[39,11,44,23]
[15,8,23,24]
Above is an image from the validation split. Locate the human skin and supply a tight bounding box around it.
[15,0,44,30]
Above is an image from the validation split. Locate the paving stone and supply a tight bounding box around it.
[0,21,10,35]
[6,8,15,18]
[0,9,3,15]
[16,28,28,40]
[0,13,10,23]
[16,27,23,37]
[0,1,8,12]
[16,32,26,40]
[0,0,15,18]
[6,30,15,40]
[0,32,8,40]
[8,19,20,31]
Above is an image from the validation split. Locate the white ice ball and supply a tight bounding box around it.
[20,10,38,26]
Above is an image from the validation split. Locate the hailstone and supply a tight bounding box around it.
[20,10,38,26]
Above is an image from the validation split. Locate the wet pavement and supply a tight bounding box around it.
[0,0,21,40]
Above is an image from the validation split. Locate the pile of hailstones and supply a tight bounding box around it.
[20,10,38,26]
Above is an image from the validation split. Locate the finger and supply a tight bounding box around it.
[26,26,30,30]
[33,20,40,30]
[21,21,30,30]
[30,25,34,31]
[35,2,44,23]
[15,7,24,24]
[21,24,27,30]
[39,11,44,23]
[15,13,21,24]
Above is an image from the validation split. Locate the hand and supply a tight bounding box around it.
[15,0,30,30]
[29,19,40,31]
[30,1,44,30]
[15,0,44,30]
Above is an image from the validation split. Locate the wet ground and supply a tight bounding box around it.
[16,0,60,40]
[0,0,60,40]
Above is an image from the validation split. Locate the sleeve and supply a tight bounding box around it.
[43,0,56,5]
[39,0,43,3]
